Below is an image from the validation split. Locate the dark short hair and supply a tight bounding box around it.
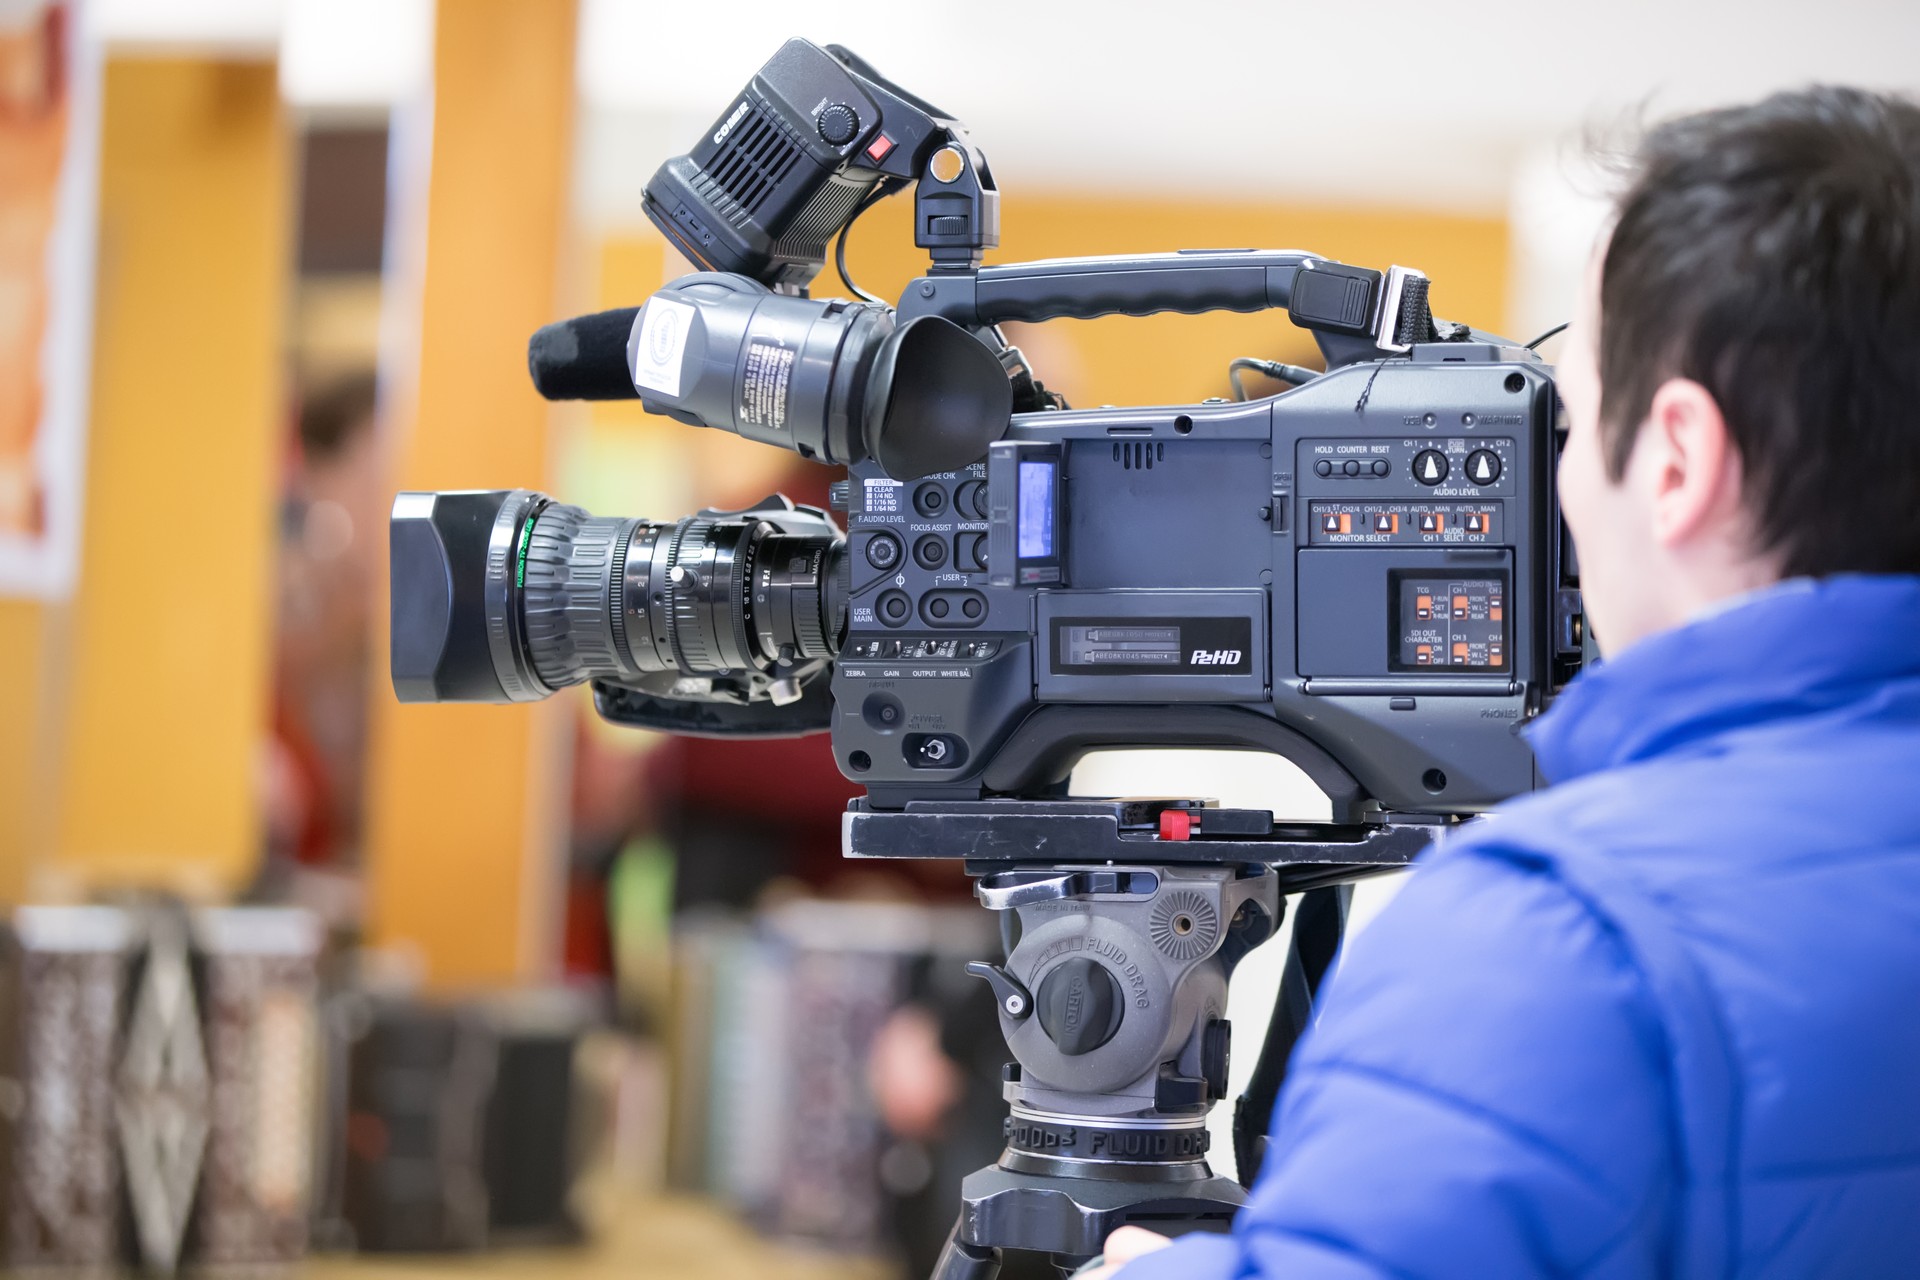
[297,369,378,461]
[1599,86,1920,577]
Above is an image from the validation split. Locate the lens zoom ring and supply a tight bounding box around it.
[522,508,631,688]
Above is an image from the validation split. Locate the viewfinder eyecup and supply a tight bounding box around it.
[862,315,1013,480]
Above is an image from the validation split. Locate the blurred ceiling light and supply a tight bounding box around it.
[574,0,1920,213]
[577,0,946,111]
[281,0,431,110]
[92,0,283,51]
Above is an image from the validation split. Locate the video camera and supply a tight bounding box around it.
[388,38,1583,1277]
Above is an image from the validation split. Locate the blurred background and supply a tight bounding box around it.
[0,0,1915,1275]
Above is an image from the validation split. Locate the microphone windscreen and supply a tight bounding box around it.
[527,307,641,400]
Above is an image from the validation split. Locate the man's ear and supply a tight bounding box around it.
[1638,377,1743,549]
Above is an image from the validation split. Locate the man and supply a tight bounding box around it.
[1101,86,1920,1277]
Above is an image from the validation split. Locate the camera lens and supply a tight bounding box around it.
[390,489,846,703]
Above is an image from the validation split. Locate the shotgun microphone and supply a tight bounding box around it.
[527,306,640,401]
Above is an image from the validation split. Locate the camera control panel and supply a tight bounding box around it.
[1293,430,1524,680]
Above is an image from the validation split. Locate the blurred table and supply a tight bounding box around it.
[304,1193,893,1280]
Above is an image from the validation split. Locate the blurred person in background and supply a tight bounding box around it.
[261,371,383,891]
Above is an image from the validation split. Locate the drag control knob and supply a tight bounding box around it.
[1036,958,1124,1056]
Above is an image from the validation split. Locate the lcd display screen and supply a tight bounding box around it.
[1018,460,1056,559]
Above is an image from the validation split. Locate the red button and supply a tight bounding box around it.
[865,134,895,163]
[1158,810,1195,841]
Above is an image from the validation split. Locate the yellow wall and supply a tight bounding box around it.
[361,0,578,988]
[0,58,288,901]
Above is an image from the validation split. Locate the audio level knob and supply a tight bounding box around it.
[1413,449,1449,485]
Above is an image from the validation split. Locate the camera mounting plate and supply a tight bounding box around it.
[843,797,1440,886]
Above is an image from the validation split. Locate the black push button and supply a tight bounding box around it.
[1036,959,1124,1056]
[1314,459,1333,477]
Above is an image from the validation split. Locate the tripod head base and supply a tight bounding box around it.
[952,1162,1243,1268]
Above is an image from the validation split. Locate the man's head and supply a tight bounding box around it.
[1557,86,1920,655]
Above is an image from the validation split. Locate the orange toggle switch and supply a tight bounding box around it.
[1158,809,1196,841]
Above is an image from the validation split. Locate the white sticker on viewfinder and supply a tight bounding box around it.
[631,296,696,396]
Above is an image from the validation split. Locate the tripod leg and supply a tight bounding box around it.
[929,1219,1000,1280]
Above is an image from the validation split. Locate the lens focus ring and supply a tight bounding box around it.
[520,504,637,689]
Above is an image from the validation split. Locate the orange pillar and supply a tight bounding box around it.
[362,0,578,987]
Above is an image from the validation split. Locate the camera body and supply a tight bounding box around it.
[395,37,1584,831]
[817,344,1566,817]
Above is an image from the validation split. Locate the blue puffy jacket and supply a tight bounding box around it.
[1121,575,1920,1278]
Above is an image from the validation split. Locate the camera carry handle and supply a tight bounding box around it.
[896,251,1438,358]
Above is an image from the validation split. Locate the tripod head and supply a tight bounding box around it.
[847,796,1436,1277]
